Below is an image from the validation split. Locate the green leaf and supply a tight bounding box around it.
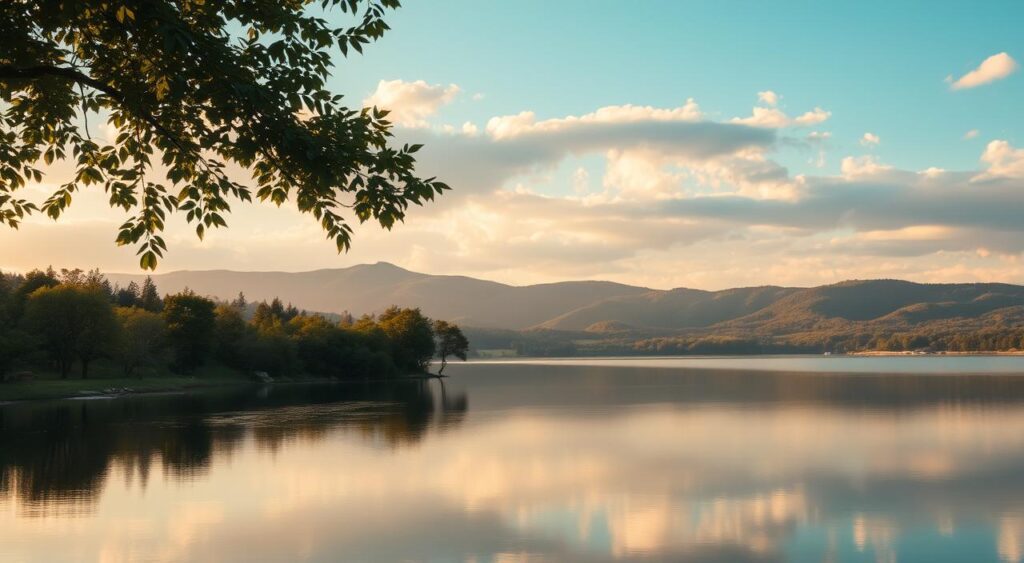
[140,250,158,270]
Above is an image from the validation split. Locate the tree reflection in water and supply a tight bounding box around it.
[0,379,467,516]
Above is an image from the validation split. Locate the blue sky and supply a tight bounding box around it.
[4,1,1024,288]
[333,0,1022,174]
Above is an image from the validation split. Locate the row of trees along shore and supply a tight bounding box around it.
[0,268,468,380]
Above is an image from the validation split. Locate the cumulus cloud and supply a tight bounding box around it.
[649,169,1024,242]
[757,90,779,106]
[485,99,702,138]
[389,113,1024,284]
[388,99,779,209]
[794,108,832,126]
[964,129,980,140]
[471,100,781,175]
[363,79,460,127]
[393,156,1024,285]
[948,52,1019,90]
[602,149,687,200]
[840,155,892,178]
[860,132,880,147]
[731,106,831,128]
[730,107,790,128]
[978,140,1024,179]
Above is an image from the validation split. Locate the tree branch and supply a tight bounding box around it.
[0,63,241,194]
[0,64,123,100]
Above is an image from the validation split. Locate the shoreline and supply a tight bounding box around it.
[469,351,1024,363]
[0,372,445,404]
[849,350,1024,356]
[0,377,257,404]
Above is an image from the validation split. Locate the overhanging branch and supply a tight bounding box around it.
[0,63,234,189]
[0,64,123,100]
[1,63,302,195]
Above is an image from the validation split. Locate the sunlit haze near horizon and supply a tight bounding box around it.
[2,0,1023,290]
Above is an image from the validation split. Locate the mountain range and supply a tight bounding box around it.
[109,263,1024,352]
[110,262,647,329]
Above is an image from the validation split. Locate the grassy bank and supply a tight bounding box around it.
[0,363,441,403]
[0,363,257,402]
[0,376,257,402]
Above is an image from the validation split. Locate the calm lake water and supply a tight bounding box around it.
[4,356,1024,562]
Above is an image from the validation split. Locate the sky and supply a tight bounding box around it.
[2,0,1024,289]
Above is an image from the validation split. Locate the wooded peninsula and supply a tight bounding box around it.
[0,267,468,395]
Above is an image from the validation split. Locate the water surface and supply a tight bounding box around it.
[4,356,1024,562]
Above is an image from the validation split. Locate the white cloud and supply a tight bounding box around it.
[978,140,1024,179]
[731,107,790,128]
[794,108,832,126]
[860,132,880,147]
[682,151,794,199]
[732,106,830,128]
[602,149,686,200]
[840,155,892,178]
[757,90,779,106]
[948,52,1019,90]
[382,111,1024,284]
[857,225,955,242]
[485,99,702,139]
[363,79,460,127]
[964,129,980,140]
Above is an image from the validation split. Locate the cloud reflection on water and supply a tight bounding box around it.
[3,363,1024,561]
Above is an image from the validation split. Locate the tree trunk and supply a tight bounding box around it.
[81,358,90,379]
[438,355,448,375]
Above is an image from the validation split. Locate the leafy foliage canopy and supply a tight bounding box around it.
[0,0,447,268]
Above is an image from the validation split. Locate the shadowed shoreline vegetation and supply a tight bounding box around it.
[0,380,467,514]
[0,267,468,400]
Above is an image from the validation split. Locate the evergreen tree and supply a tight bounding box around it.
[116,281,141,308]
[140,277,163,312]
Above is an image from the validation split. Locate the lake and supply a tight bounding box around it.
[3,356,1024,562]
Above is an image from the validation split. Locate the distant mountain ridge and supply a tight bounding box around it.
[537,285,803,331]
[109,265,1024,342]
[108,262,650,329]
[712,279,1024,334]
